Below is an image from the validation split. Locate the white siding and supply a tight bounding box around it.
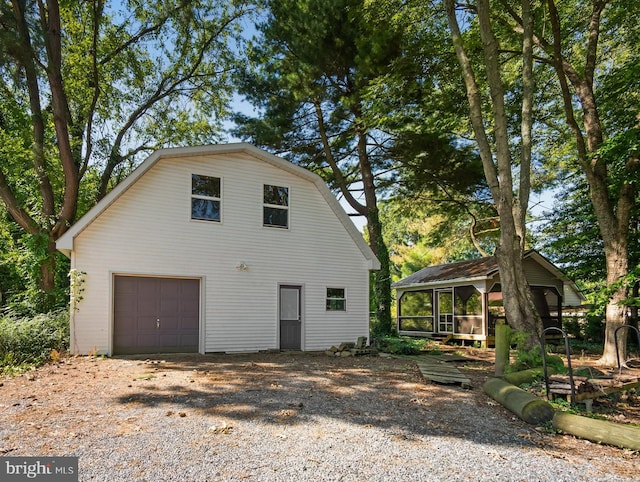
[69,153,371,354]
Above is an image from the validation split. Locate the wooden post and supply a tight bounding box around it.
[553,412,640,450]
[483,377,554,425]
[494,322,510,377]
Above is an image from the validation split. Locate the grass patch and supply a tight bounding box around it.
[0,309,69,375]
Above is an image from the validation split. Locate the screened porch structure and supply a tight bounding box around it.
[392,251,585,347]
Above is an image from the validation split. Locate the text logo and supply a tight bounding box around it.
[2,457,78,481]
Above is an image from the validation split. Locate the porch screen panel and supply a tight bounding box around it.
[454,285,483,334]
[399,290,433,332]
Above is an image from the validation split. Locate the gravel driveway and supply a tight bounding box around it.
[1,352,638,481]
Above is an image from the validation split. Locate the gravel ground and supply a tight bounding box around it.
[1,352,638,481]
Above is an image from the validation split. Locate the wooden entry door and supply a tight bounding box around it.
[279,285,301,350]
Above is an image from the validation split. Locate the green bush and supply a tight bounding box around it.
[509,344,566,374]
[0,309,69,373]
[374,335,436,355]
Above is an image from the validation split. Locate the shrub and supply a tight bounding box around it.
[505,330,565,373]
[0,309,69,374]
[373,335,436,355]
[509,344,566,374]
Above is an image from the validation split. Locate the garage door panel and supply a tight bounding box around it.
[180,334,199,346]
[136,315,158,331]
[138,295,157,313]
[181,315,199,330]
[137,333,158,346]
[114,333,135,348]
[159,316,179,330]
[113,276,199,355]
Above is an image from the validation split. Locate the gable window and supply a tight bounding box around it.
[326,288,346,311]
[191,174,221,222]
[263,184,289,228]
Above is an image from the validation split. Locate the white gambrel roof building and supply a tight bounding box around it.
[57,143,379,355]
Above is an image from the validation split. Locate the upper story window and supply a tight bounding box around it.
[263,184,289,228]
[191,174,221,222]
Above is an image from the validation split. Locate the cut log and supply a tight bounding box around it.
[552,412,640,451]
[503,367,557,386]
[483,378,554,425]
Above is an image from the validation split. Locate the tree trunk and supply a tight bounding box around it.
[544,0,635,366]
[357,130,392,335]
[38,236,59,311]
[599,240,630,365]
[494,223,541,343]
[367,207,393,335]
[445,0,542,345]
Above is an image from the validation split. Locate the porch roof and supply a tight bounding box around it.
[392,255,498,289]
[392,250,585,302]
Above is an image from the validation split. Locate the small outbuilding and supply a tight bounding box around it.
[392,251,584,346]
[56,143,379,355]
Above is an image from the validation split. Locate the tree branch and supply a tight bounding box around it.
[313,99,367,216]
[444,0,501,203]
[0,168,41,235]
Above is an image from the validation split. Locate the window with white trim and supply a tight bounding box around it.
[263,184,289,228]
[326,288,346,311]
[191,174,221,222]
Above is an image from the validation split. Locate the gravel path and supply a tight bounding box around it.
[1,353,638,481]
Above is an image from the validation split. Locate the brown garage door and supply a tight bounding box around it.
[114,276,199,355]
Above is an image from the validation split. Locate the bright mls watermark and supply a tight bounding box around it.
[2,457,78,481]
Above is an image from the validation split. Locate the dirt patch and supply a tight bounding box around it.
[0,349,638,480]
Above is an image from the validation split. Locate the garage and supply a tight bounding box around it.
[113,276,200,355]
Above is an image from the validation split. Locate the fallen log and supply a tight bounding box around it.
[503,367,557,386]
[483,378,554,425]
[552,412,640,451]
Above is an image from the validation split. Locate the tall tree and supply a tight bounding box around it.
[444,0,543,342]
[234,0,416,334]
[234,0,483,334]
[0,0,246,309]
[498,0,640,364]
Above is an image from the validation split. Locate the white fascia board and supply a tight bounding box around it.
[394,276,489,292]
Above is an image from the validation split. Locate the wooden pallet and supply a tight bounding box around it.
[415,355,472,388]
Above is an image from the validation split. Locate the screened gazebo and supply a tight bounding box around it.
[392,250,585,347]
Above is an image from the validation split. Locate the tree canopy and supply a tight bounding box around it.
[0,0,247,311]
